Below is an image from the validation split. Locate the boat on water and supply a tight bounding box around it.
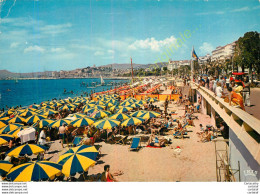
[96,76,105,87]
[15,78,18,84]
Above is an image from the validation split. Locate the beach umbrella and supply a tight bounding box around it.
[94,105,106,110]
[0,134,13,145]
[95,101,105,105]
[93,118,120,130]
[8,116,25,124]
[0,161,13,177]
[100,97,108,102]
[25,115,47,124]
[34,109,45,115]
[58,99,66,104]
[121,117,145,127]
[7,109,15,115]
[88,100,96,104]
[105,102,115,108]
[120,101,131,106]
[39,119,55,128]
[0,112,7,117]
[28,107,38,112]
[83,103,96,109]
[91,110,111,119]
[127,98,137,103]
[59,104,74,111]
[139,111,160,120]
[6,161,62,181]
[43,109,58,116]
[83,108,100,114]
[52,102,63,107]
[0,116,9,121]
[130,110,147,117]
[0,120,8,129]
[117,107,133,113]
[57,145,98,177]
[110,113,129,121]
[137,100,147,105]
[41,105,52,109]
[19,110,36,117]
[70,117,95,127]
[29,104,40,109]
[71,113,87,119]
[147,97,158,103]
[65,98,73,103]
[6,144,47,157]
[111,94,119,98]
[40,101,49,106]
[130,103,141,108]
[109,105,120,112]
[0,123,23,134]
[7,127,24,138]
[49,119,71,128]
[107,99,116,104]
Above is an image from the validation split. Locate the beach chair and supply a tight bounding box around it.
[71,136,82,147]
[129,137,141,151]
[173,129,187,139]
[182,122,188,129]
[115,135,129,145]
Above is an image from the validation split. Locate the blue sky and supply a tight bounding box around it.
[0,0,259,73]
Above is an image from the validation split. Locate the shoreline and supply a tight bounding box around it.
[0,77,131,81]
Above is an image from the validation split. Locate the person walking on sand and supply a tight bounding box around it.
[164,96,169,118]
[58,123,67,148]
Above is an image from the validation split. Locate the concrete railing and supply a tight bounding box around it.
[192,82,260,164]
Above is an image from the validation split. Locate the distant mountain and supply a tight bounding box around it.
[101,62,168,70]
[0,70,52,79]
[0,62,169,79]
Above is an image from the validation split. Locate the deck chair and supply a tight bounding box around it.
[182,122,188,129]
[129,137,141,151]
[72,136,82,147]
[115,136,129,145]
[173,130,187,139]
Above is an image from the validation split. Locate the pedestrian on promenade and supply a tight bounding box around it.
[242,77,250,107]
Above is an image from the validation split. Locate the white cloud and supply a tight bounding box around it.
[231,6,250,12]
[94,51,104,56]
[252,5,260,10]
[24,45,45,53]
[195,11,225,16]
[40,23,72,35]
[129,36,177,52]
[107,49,115,54]
[51,48,65,53]
[10,42,19,48]
[199,42,214,55]
[70,44,103,51]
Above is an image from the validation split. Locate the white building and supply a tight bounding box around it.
[168,60,178,71]
[211,41,236,61]
[199,54,211,65]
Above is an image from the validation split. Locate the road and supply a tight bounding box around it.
[245,88,260,120]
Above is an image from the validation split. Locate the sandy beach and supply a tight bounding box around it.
[43,90,226,182]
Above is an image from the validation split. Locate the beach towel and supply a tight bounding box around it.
[146,145,162,148]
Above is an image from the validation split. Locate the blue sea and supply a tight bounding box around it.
[0,78,129,110]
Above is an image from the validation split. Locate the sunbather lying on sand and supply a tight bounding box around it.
[147,134,167,147]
